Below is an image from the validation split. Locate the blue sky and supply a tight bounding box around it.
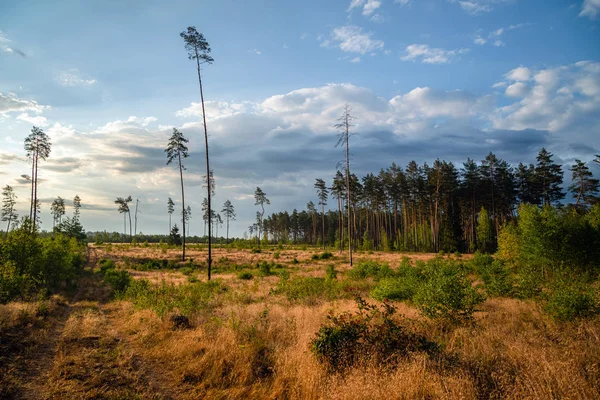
[1,0,599,236]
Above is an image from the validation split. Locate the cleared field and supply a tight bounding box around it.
[1,245,598,399]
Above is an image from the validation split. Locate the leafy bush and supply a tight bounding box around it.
[98,259,115,274]
[272,277,340,301]
[238,271,253,280]
[251,248,262,254]
[544,283,598,321]
[481,260,514,297]
[311,297,437,372]
[413,259,485,322]
[320,252,334,260]
[103,269,131,294]
[348,261,395,281]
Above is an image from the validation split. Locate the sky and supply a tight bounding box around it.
[1,0,599,237]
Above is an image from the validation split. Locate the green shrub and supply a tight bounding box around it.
[251,248,262,254]
[104,269,132,294]
[310,297,437,372]
[273,251,280,259]
[238,271,253,280]
[480,260,514,297]
[98,259,116,274]
[371,277,417,301]
[320,252,334,260]
[348,261,395,281]
[545,284,598,321]
[325,264,337,280]
[180,266,194,276]
[311,254,319,260]
[413,259,485,322]
[272,277,340,301]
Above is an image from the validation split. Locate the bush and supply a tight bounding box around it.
[98,259,116,274]
[348,261,395,281]
[310,297,437,372]
[371,277,417,302]
[544,284,598,321]
[413,259,485,322]
[238,271,253,280]
[104,269,132,294]
[325,264,337,280]
[320,252,334,260]
[251,248,262,254]
[481,260,514,297]
[272,277,340,301]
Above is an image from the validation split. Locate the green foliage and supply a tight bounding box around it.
[251,248,262,254]
[348,261,394,281]
[476,206,494,253]
[121,279,225,317]
[310,298,437,372]
[238,271,253,280]
[544,282,598,321]
[0,226,85,303]
[413,258,485,322]
[103,269,132,294]
[325,264,337,280]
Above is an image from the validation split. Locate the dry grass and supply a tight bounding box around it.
[2,246,598,399]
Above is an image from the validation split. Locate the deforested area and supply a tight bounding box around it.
[1,1,600,399]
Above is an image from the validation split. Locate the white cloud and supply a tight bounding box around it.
[493,40,505,47]
[490,28,504,37]
[458,1,492,14]
[505,82,528,97]
[493,62,600,135]
[580,0,600,18]
[452,0,512,15]
[363,0,382,16]
[328,25,385,54]
[0,92,49,115]
[401,44,469,64]
[350,57,361,63]
[251,49,262,55]
[56,69,97,87]
[474,36,487,45]
[16,113,48,126]
[395,0,412,5]
[505,66,531,81]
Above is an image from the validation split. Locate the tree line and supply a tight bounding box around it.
[251,149,599,254]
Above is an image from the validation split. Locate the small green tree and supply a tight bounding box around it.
[476,206,493,253]
[167,197,175,232]
[73,195,81,221]
[1,185,18,237]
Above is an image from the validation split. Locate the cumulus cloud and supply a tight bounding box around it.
[0,92,49,115]
[401,44,469,64]
[492,61,600,138]
[2,61,597,235]
[580,0,600,18]
[327,25,385,54]
[16,113,48,126]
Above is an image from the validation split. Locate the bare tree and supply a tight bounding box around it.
[1,185,18,237]
[334,104,356,266]
[24,126,51,232]
[181,26,214,279]
[165,128,189,260]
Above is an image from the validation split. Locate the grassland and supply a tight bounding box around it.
[1,243,599,399]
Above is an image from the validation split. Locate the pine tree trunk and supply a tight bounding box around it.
[179,153,186,261]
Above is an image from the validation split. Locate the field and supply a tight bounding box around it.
[1,244,599,400]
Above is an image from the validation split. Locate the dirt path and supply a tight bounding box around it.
[4,249,181,400]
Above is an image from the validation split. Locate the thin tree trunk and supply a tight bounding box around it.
[196,53,212,280]
[345,118,352,266]
[321,204,325,249]
[226,216,229,243]
[33,152,39,231]
[179,152,186,261]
